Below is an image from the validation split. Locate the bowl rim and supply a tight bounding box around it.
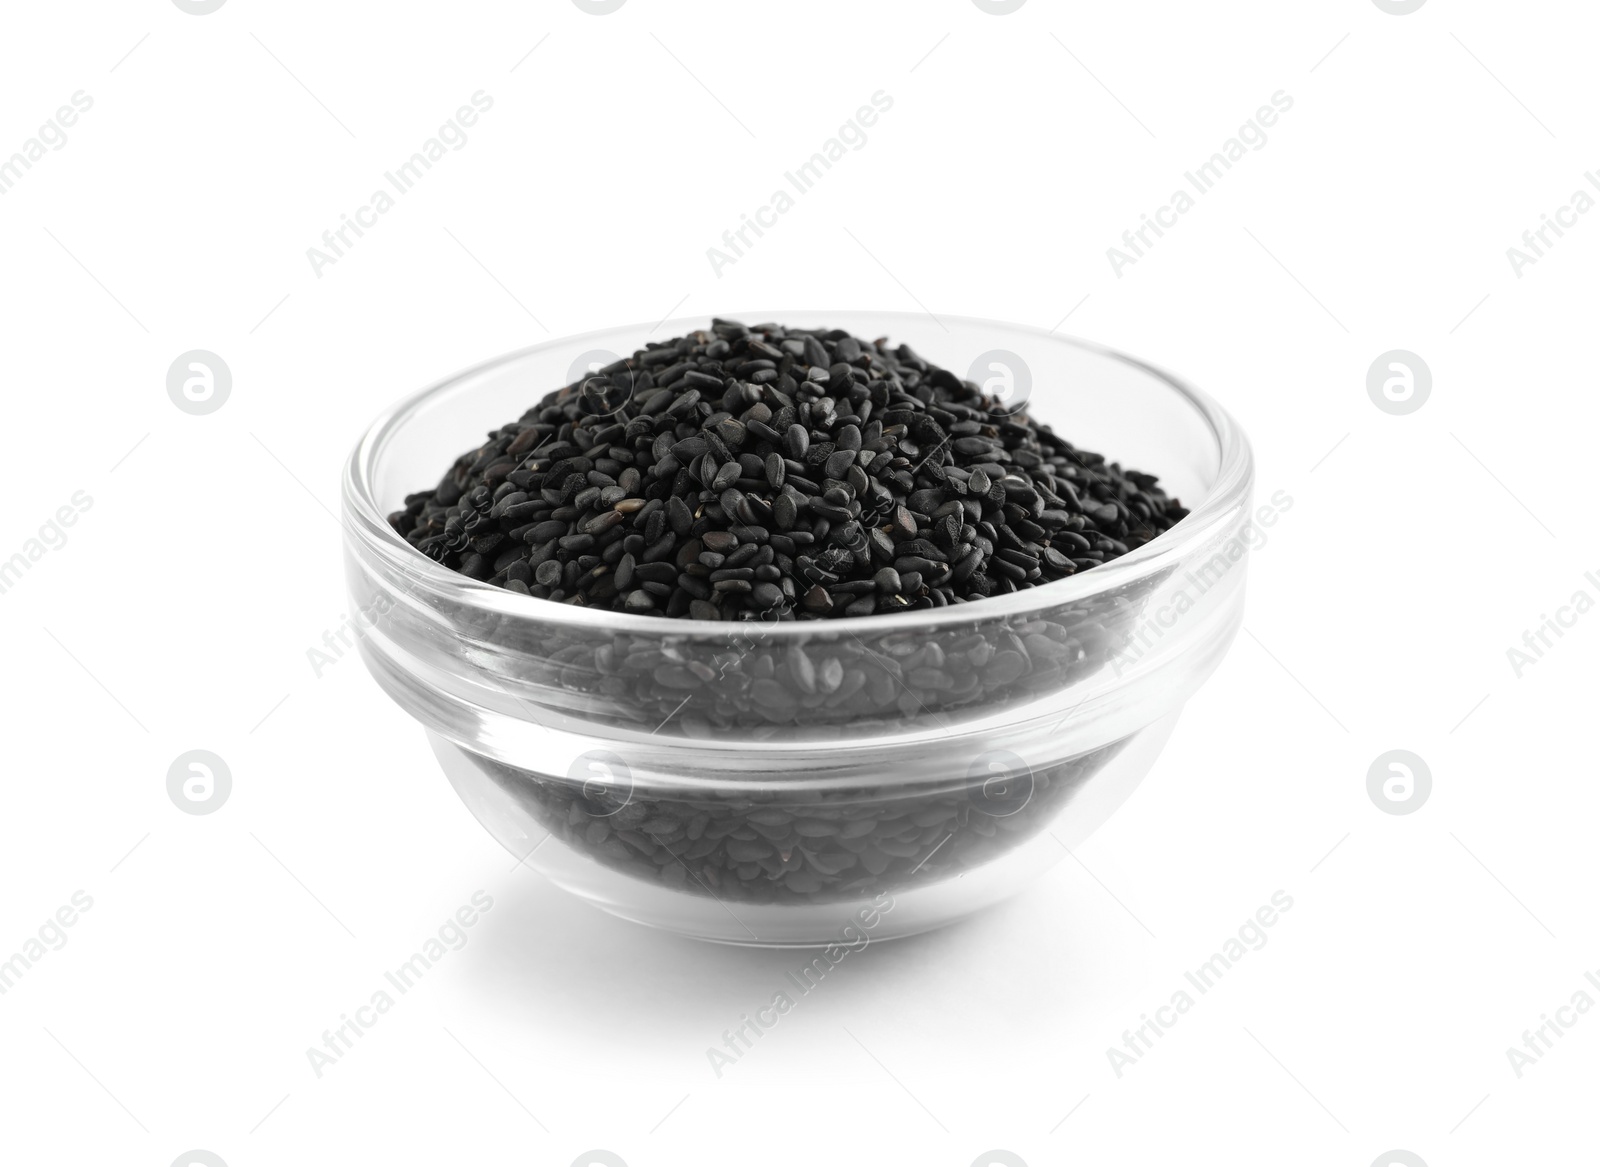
[342,310,1254,639]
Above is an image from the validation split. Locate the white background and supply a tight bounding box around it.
[1,1,1595,1165]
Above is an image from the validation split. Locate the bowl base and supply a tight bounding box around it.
[431,711,1179,946]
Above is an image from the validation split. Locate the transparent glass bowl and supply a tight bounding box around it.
[343,312,1254,946]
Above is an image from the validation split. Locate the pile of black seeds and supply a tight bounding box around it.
[389,319,1188,620]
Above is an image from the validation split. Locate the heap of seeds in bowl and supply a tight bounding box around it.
[390,320,1188,620]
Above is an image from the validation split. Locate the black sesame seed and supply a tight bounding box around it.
[773,493,799,531]
[783,424,809,459]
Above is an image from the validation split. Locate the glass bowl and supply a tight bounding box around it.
[342,311,1254,946]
